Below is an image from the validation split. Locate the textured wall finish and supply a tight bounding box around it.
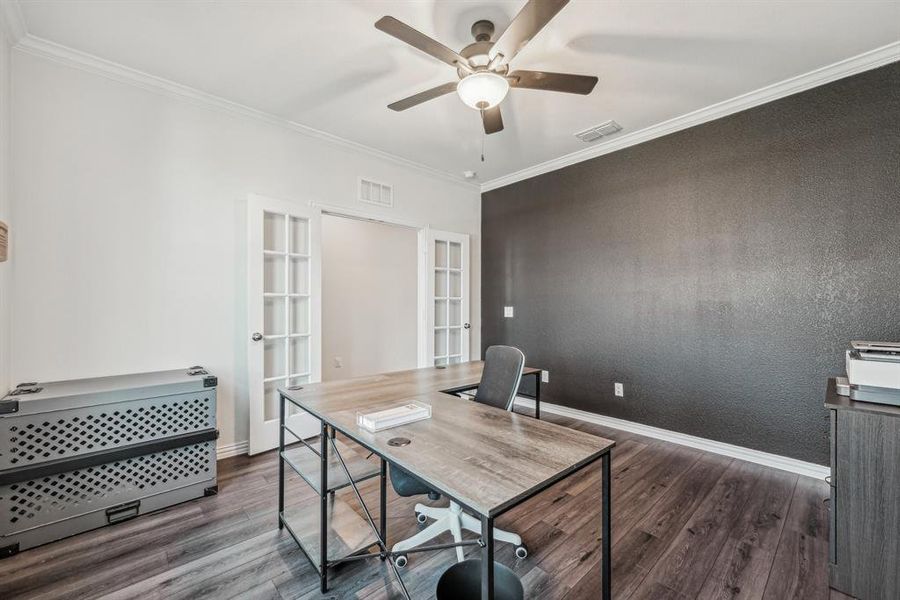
[482,62,900,465]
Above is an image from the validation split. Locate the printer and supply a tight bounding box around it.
[845,340,900,406]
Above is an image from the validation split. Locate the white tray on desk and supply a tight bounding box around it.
[357,401,431,432]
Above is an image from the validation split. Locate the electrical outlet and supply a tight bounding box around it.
[541,370,549,383]
[334,357,343,369]
[504,306,514,318]
[614,382,624,397]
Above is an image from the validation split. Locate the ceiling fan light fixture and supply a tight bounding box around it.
[456,72,509,110]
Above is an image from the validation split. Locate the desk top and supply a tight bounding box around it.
[281,363,614,517]
[284,361,540,406]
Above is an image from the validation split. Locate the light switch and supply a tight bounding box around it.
[504,306,514,318]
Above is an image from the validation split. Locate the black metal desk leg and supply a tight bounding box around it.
[278,394,285,529]
[602,452,612,600]
[320,421,329,593]
[380,458,387,552]
[534,372,541,420]
[481,515,495,600]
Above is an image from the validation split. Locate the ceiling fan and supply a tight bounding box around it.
[375,0,598,135]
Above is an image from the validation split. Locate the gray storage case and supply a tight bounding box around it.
[0,367,219,557]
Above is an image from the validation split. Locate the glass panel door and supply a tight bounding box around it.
[425,229,470,367]
[262,214,312,421]
[248,195,321,454]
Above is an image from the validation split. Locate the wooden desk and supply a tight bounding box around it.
[278,362,614,600]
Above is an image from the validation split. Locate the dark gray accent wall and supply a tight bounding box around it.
[482,62,900,465]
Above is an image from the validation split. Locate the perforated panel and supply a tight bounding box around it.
[0,441,215,533]
[0,392,215,470]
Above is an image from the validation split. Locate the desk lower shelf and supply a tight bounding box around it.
[280,495,378,571]
[281,437,379,494]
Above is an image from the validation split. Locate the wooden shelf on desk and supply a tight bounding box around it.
[280,495,378,570]
[281,437,379,494]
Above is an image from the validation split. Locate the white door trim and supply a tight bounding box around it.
[417,228,429,367]
[311,201,424,230]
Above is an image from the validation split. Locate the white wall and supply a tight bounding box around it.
[10,51,481,452]
[321,215,418,381]
[0,28,11,394]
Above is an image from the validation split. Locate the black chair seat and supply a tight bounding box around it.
[390,465,439,499]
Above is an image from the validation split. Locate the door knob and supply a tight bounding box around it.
[251,332,263,341]
[463,323,471,329]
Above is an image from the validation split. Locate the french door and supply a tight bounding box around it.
[422,229,471,367]
[248,195,321,455]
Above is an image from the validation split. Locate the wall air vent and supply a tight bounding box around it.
[575,120,623,143]
[359,178,393,208]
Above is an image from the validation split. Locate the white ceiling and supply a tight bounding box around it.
[14,0,900,184]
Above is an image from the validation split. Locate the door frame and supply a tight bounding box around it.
[311,201,432,369]
[247,197,474,451]
[309,203,471,369]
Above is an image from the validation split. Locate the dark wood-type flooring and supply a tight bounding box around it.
[0,411,851,599]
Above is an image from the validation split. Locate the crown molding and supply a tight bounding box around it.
[481,41,900,193]
[13,33,479,191]
[9,13,898,196]
[0,0,27,45]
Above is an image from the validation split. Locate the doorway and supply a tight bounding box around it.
[247,194,472,454]
[321,215,418,381]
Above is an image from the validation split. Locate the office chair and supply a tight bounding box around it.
[390,345,528,567]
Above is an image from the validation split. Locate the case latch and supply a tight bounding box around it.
[106,500,141,524]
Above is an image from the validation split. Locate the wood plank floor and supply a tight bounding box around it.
[0,412,850,599]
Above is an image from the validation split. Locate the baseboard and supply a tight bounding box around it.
[515,398,830,480]
[213,402,830,478]
[216,440,249,460]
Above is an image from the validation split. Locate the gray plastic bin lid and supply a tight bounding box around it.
[1,367,217,416]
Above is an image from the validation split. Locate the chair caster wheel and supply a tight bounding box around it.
[395,554,408,568]
[515,545,528,559]
[416,512,427,524]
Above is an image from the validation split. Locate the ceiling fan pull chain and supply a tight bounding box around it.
[480,111,486,162]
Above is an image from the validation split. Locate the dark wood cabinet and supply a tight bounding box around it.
[826,379,900,600]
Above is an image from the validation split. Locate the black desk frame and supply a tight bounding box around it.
[277,377,610,600]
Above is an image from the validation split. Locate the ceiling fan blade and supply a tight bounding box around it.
[376,16,468,69]
[508,70,598,95]
[388,82,459,112]
[482,106,504,135]
[489,0,569,65]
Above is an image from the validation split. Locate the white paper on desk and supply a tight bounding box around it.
[359,404,430,432]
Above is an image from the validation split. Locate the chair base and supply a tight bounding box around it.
[391,501,525,563]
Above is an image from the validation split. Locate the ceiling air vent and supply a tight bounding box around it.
[359,178,393,208]
[575,120,622,143]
